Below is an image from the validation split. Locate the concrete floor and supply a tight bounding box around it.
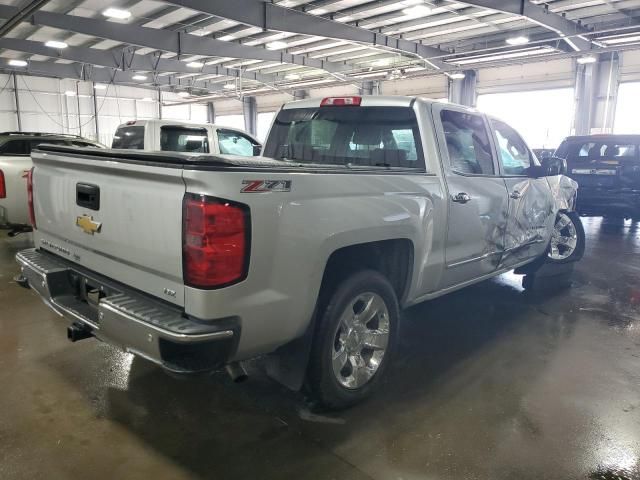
[1,217,639,480]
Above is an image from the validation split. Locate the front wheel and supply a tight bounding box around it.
[546,211,585,264]
[307,270,399,410]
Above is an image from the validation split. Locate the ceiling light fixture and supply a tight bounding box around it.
[102,8,131,19]
[45,40,68,49]
[8,59,27,67]
[64,90,76,96]
[448,72,466,80]
[402,4,431,16]
[186,61,204,68]
[223,83,236,90]
[506,35,530,46]
[141,97,154,102]
[177,91,190,97]
[265,40,287,50]
[132,74,147,81]
[285,73,301,80]
[576,55,597,64]
[94,84,107,90]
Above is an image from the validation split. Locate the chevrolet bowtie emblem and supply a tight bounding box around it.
[76,215,102,235]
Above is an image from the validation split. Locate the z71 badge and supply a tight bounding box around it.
[241,180,292,193]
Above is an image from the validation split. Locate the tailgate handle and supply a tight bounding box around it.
[76,183,100,211]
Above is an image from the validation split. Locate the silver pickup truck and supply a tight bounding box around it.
[16,96,584,408]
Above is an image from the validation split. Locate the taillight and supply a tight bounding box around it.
[0,170,5,198]
[320,96,362,106]
[27,167,36,228]
[182,193,250,289]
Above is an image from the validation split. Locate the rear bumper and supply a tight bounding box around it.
[16,248,239,373]
[577,188,640,216]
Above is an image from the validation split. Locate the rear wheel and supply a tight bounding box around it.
[307,270,399,410]
[546,211,585,264]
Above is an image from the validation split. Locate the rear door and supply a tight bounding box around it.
[433,104,509,288]
[489,119,555,268]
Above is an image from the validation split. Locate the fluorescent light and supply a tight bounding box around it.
[64,90,76,96]
[45,40,68,49]
[402,4,431,16]
[285,73,301,80]
[506,35,529,46]
[94,84,107,90]
[576,55,597,64]
[141,97,154,102]
[8,59,27,67]
[102,8,131,19]
[223,83,236,90]
[600,33,640,45]
[308,7,328,15]
[186,61,204,68]
[132,74,147,81]
[454,46,556,65]
[448,72,466,80]
[265,40,287,50]
[217,34,235,41]
[372,58,391,67]
[177,91,190,97]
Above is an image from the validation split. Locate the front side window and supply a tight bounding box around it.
[0,139,28,155]
[263,106,424,169]
[440,110,494,175]
[112,126,145,149]
[217,130,257,156]
[160,126,209,153]
[491,119,532,176]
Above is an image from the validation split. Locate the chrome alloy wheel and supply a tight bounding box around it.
[548,212,578,261]
[331,292,390,389]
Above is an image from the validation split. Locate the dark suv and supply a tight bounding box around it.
[555,135,640,218]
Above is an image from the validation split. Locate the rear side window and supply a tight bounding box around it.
[217,130,258,156]
[0,139,28,155]
[263,106,424,169]
[30,139,70,151]
[561,141,637,161]
[112,126,145,149]
[440,110,494,175]
[160,126,209,153]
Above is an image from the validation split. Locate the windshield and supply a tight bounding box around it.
[559,140,638,162]
[263,106,424,169]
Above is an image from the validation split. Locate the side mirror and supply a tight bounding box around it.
[252,144,262,156]
[541,156,567,176]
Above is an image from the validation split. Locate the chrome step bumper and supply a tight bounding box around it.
[16,248,238,373]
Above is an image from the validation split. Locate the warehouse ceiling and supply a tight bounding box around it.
[1,0,639,98]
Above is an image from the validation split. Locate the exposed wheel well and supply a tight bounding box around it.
[320,239,414,305]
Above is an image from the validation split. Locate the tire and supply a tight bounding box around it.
[306,270,399,410]
[546,211,585,264]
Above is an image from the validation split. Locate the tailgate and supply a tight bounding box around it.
[568,159,640,190]
[31,148,186,306]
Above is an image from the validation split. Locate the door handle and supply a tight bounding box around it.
[452,192,471,204]
[510,190,522,199]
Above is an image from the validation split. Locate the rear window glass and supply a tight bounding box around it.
[0,139,28,155]
[562,141,636,161]
[160,126,209,153]
[112,126,145,149]
[263,106,424,169]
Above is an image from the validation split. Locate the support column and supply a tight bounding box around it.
[573,53,619,135]
[206,101,215,124]
[448,70,477,107]
[12,73,21,131]
[92,81,100,142]
[157,88,162,120]
[75,81,82,137]
[242,96,257,136]
[360,80,380,95]
[293,89,309,100]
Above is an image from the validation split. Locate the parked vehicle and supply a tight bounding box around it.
[16,96,584,408]
[111,119,261,156]
[0,132,103,235]
[555,134,640,218]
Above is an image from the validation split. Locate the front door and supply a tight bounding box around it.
[433,105,510,288]
[489,118,555,268]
